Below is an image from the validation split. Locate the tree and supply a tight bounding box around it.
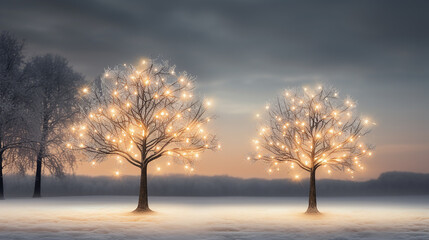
[24,54,84,198]
[71,59,218,212]
[251,86,374,214]
[0,31,30,199]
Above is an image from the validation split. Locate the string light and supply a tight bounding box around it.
[251,85,374,180]
[72,58,219,177]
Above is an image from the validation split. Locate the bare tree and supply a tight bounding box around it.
[0,31,31,199]
[251,86,374,213]
[71,59,218,212]
[24,54,85,198]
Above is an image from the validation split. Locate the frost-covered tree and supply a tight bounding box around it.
[0,31,31,199]
[71,59,218,212]
[251,86,374,213]
[24,54,84,198]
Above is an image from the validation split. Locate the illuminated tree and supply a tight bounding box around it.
[251,86,374,214]
[72,59,218,212]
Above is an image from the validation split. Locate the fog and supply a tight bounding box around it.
[0,196,428,240]
[4,171,428,198]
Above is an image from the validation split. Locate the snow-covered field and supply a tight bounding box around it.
[0,196,428,240]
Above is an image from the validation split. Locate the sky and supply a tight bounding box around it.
[1,0,428,180]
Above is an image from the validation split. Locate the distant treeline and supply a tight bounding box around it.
[3,171,428,198]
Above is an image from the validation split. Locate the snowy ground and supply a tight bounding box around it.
[0,196,428,240]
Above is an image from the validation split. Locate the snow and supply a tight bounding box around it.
[0,196,428,240]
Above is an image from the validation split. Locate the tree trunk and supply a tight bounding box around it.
[34,112,48,199]
[0,152,4,200]
[33,146,43,198]
[306,169,319,214]
[134,164,150,212]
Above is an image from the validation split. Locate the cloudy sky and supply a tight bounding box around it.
[1,0,428,180]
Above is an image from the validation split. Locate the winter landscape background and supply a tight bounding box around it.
[1,0,429,239]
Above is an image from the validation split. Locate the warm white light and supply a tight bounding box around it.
[251,85,374,181]
[70,58,218,190]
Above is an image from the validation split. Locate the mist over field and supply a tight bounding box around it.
[4,171,428,198]
[0,196,428,240]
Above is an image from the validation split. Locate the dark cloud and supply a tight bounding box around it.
[2,0,429,81]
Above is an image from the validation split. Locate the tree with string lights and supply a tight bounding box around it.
[250,86,375,214]
[70,59,218,212]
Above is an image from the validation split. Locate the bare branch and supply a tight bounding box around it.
[250,85,374,178]
[70,59,218,174]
